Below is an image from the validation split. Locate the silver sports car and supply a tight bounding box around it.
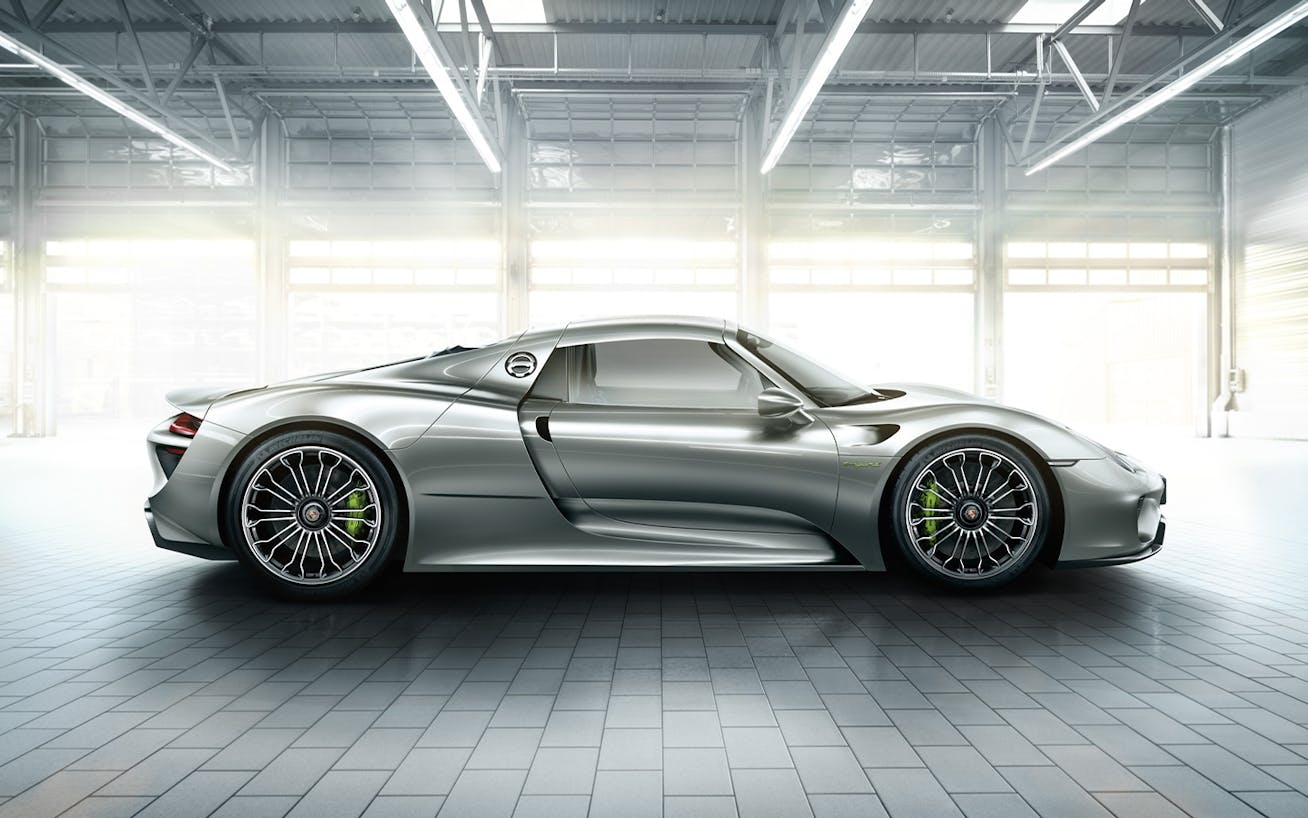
[145,316,1167,599]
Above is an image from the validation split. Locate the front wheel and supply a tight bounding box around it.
[890,434,1050,589]
[224,430,402,600]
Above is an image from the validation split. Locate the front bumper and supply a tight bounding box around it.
[1052,456,1166,567]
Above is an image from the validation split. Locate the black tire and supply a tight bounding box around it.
[889,433,1050,590]
[223,430,402,601]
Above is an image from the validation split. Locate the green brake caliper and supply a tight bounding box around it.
[341,487,368,537]
[919,481,941,546]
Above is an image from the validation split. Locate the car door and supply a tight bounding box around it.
[530,337,840,534]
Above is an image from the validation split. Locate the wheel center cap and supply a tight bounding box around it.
[957,499,987,530]
[298,500,329,530]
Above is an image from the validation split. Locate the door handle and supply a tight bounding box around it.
[535,416,552,442]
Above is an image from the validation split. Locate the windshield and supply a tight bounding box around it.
[736,329,873,407]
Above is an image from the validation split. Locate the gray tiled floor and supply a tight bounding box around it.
[3,432,1308,817]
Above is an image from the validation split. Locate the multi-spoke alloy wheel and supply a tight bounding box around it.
[226,431,400,599]
[241,446,381,585]
[891,435,1049,588]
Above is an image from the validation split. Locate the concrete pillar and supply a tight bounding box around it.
[739,97,768,329]
[502,103,529,334]
[975,115,1006,400]
[11,114,51,436]
[256,115,288,383]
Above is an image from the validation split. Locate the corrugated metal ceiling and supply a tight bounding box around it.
[42,0,1233,27]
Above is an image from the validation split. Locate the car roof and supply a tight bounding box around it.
[518,315,739,347]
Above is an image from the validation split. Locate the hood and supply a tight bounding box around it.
[873,382,992,405]
[814,380,1112,462]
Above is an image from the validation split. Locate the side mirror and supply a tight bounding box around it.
[758,388,809,422]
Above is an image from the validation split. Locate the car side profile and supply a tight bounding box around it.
[145,316,1167,599]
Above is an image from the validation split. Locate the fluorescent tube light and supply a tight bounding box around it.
[0,30,235,174]
[761,0,876,174]
[387,0,503,173]
[1027,0,1308,175]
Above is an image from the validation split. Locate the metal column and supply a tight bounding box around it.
[256,115,288,383]
[740,96,768,328]
[11,113,50,437]
[1210,124,1236,436]
[975,115,1005,399]
[502,103,529,333]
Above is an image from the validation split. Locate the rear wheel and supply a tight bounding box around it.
[890,434,1049,589]
[224,430,400,600]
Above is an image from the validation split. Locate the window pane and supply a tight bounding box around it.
[579,340,761,409]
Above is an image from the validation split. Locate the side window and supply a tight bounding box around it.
[571,339,766,409]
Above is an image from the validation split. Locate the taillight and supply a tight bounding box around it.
[169,412,202,437]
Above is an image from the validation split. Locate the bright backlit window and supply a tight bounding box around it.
[44,238,258,420]
[769,240,975,288]
[1006,241,1209,287]
[288,238,501,375]
[769,292,975,393]
[529,237,738,325]
[1009,0,1143,26]
[1005,292,1206,434]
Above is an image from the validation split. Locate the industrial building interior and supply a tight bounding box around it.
[2,0,1308,816]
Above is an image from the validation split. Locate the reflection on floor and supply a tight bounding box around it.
[1,429,1307,817]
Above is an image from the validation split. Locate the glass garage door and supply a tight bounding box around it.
[45,238,258,423]
[288,238,501,376]
[766,237,976,392]
[528,233,738,326]
[1003,238,1210,436]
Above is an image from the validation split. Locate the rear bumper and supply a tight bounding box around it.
[144,416,243,560]
[145,504,234,561]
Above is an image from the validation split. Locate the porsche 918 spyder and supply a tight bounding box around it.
[145,316,1166,598]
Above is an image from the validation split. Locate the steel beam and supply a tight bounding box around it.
[1224,0,1246,27]
[1020,81,1046,157]
[32,19,1246,38]
[1050,0,1111,43]
[762,0,875,173]
[213,74,238,154]
[151,0,253,66]
[1103,0,1141,104]
[29,0,60,28]
[1027,0,1308,173]
[161,34,205,104]
[1052,40,1100,111]
[774,0,803,40]
[115,0,157,100]
[1187,0,1224,32]
[1010,0,1109,70]
[387,0,503,172]
[468,0,495,43]
[0,9,228,152]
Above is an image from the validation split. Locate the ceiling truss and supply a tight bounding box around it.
[0,0,1302,167]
